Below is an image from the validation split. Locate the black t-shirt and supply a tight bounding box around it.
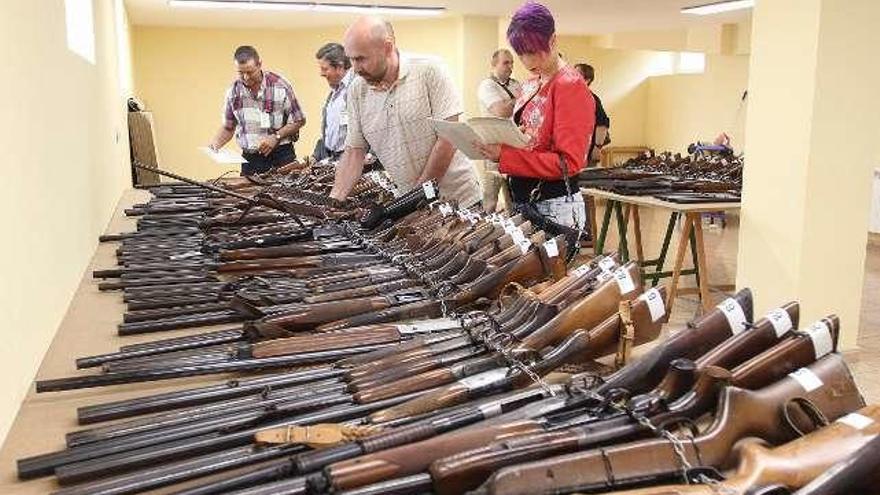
[594,92,610,127]
[587,92,610,162]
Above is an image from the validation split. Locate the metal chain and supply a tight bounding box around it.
[466,310,557,397]
[343,213,558,396]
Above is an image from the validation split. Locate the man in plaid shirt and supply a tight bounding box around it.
[209,46,306,175]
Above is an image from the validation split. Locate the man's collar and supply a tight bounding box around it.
[341,68,355,87]
[241,70,268,94]
[371,52,406,92]
[491,75,516,87]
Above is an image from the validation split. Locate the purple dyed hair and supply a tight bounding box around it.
[506,2,556,55]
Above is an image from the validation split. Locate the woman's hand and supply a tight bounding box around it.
[473,142,502,162]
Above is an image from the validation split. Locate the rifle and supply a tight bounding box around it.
[19,388,431,483]
[131,163,347,222]
[606,404,880,494]
[427,310,833,494]
[173,386,564,495]
[301,289,666,492]
[476,352,864,495]
[790,427,880,495]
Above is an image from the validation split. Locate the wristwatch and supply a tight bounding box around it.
[274,132,282,141]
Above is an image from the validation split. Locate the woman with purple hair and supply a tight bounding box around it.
[475,1,595,233]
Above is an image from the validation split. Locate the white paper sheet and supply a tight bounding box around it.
[199,147,248,164]
[429,117,529,160]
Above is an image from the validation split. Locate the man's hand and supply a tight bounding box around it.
[257,135,280,156]
[210,127,235,153]
[473,142,502,162]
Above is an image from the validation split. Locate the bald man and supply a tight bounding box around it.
[329,16,481,206]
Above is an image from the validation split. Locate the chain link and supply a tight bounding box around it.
[342,214,560,396]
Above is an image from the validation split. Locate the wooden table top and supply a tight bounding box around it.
[581,187,742,213]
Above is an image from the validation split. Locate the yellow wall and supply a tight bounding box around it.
[736,0,880,349]
[558,39,668,148]
[586,22,752,55]
[0,0,133,444]
[646,54,750,153]
[460,16,502,119]
[132,17,465,180]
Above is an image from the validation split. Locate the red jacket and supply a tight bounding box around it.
[499,65,595,179]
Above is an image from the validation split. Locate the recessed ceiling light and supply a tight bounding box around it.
[681,0,754,16]
[168,0,445,16]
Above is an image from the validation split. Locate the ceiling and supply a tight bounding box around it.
[125,0,752,35]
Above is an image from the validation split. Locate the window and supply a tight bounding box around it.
[65,0,96,64]
[678,52,706,74]
[647,52,677,77]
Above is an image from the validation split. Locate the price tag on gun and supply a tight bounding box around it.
[598,257,616,272]
[804,320,834,359]
[422,182,436,200]
[612,267,635,294]
[515,236,532,254]
[543,238,559,259]
[717,298,748,335]
[510,228,528,246]
[638,288,666,322]
[765,308,794,338]
[571,263,592,277]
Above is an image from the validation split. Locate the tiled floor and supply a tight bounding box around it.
[846,240,880,403]
[593,202,880,403]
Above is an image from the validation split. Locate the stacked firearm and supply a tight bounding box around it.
[578,150,743,203]
[14,166,879,495]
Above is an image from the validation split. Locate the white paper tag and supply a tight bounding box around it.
[639,288,666,322]
[169,250,202,261]
[543,238,559,259]
[572,263,591,277]
[422,182,436,199]
[598,257,616,272]
[438,203,452,217]
[597,270,613,283]
[510,228,527,245]
[394,318,460,335]
[459,368,508,390]
[503,220,517,234]
[789,368,824,393]
[717,298,748,335]
[765,308,794,338]
[837,413,874,430]
[613,267,635,295]
[516,237,532,254]
[804,320,834,359]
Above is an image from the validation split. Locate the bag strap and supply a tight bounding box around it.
[493,77,516,100]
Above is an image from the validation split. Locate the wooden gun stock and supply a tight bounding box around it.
[609,404,880,495]
[481,353,864,495]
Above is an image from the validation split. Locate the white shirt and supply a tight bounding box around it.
[477,76,522,117]
[322,69,354,153]
[345,55,481,207]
